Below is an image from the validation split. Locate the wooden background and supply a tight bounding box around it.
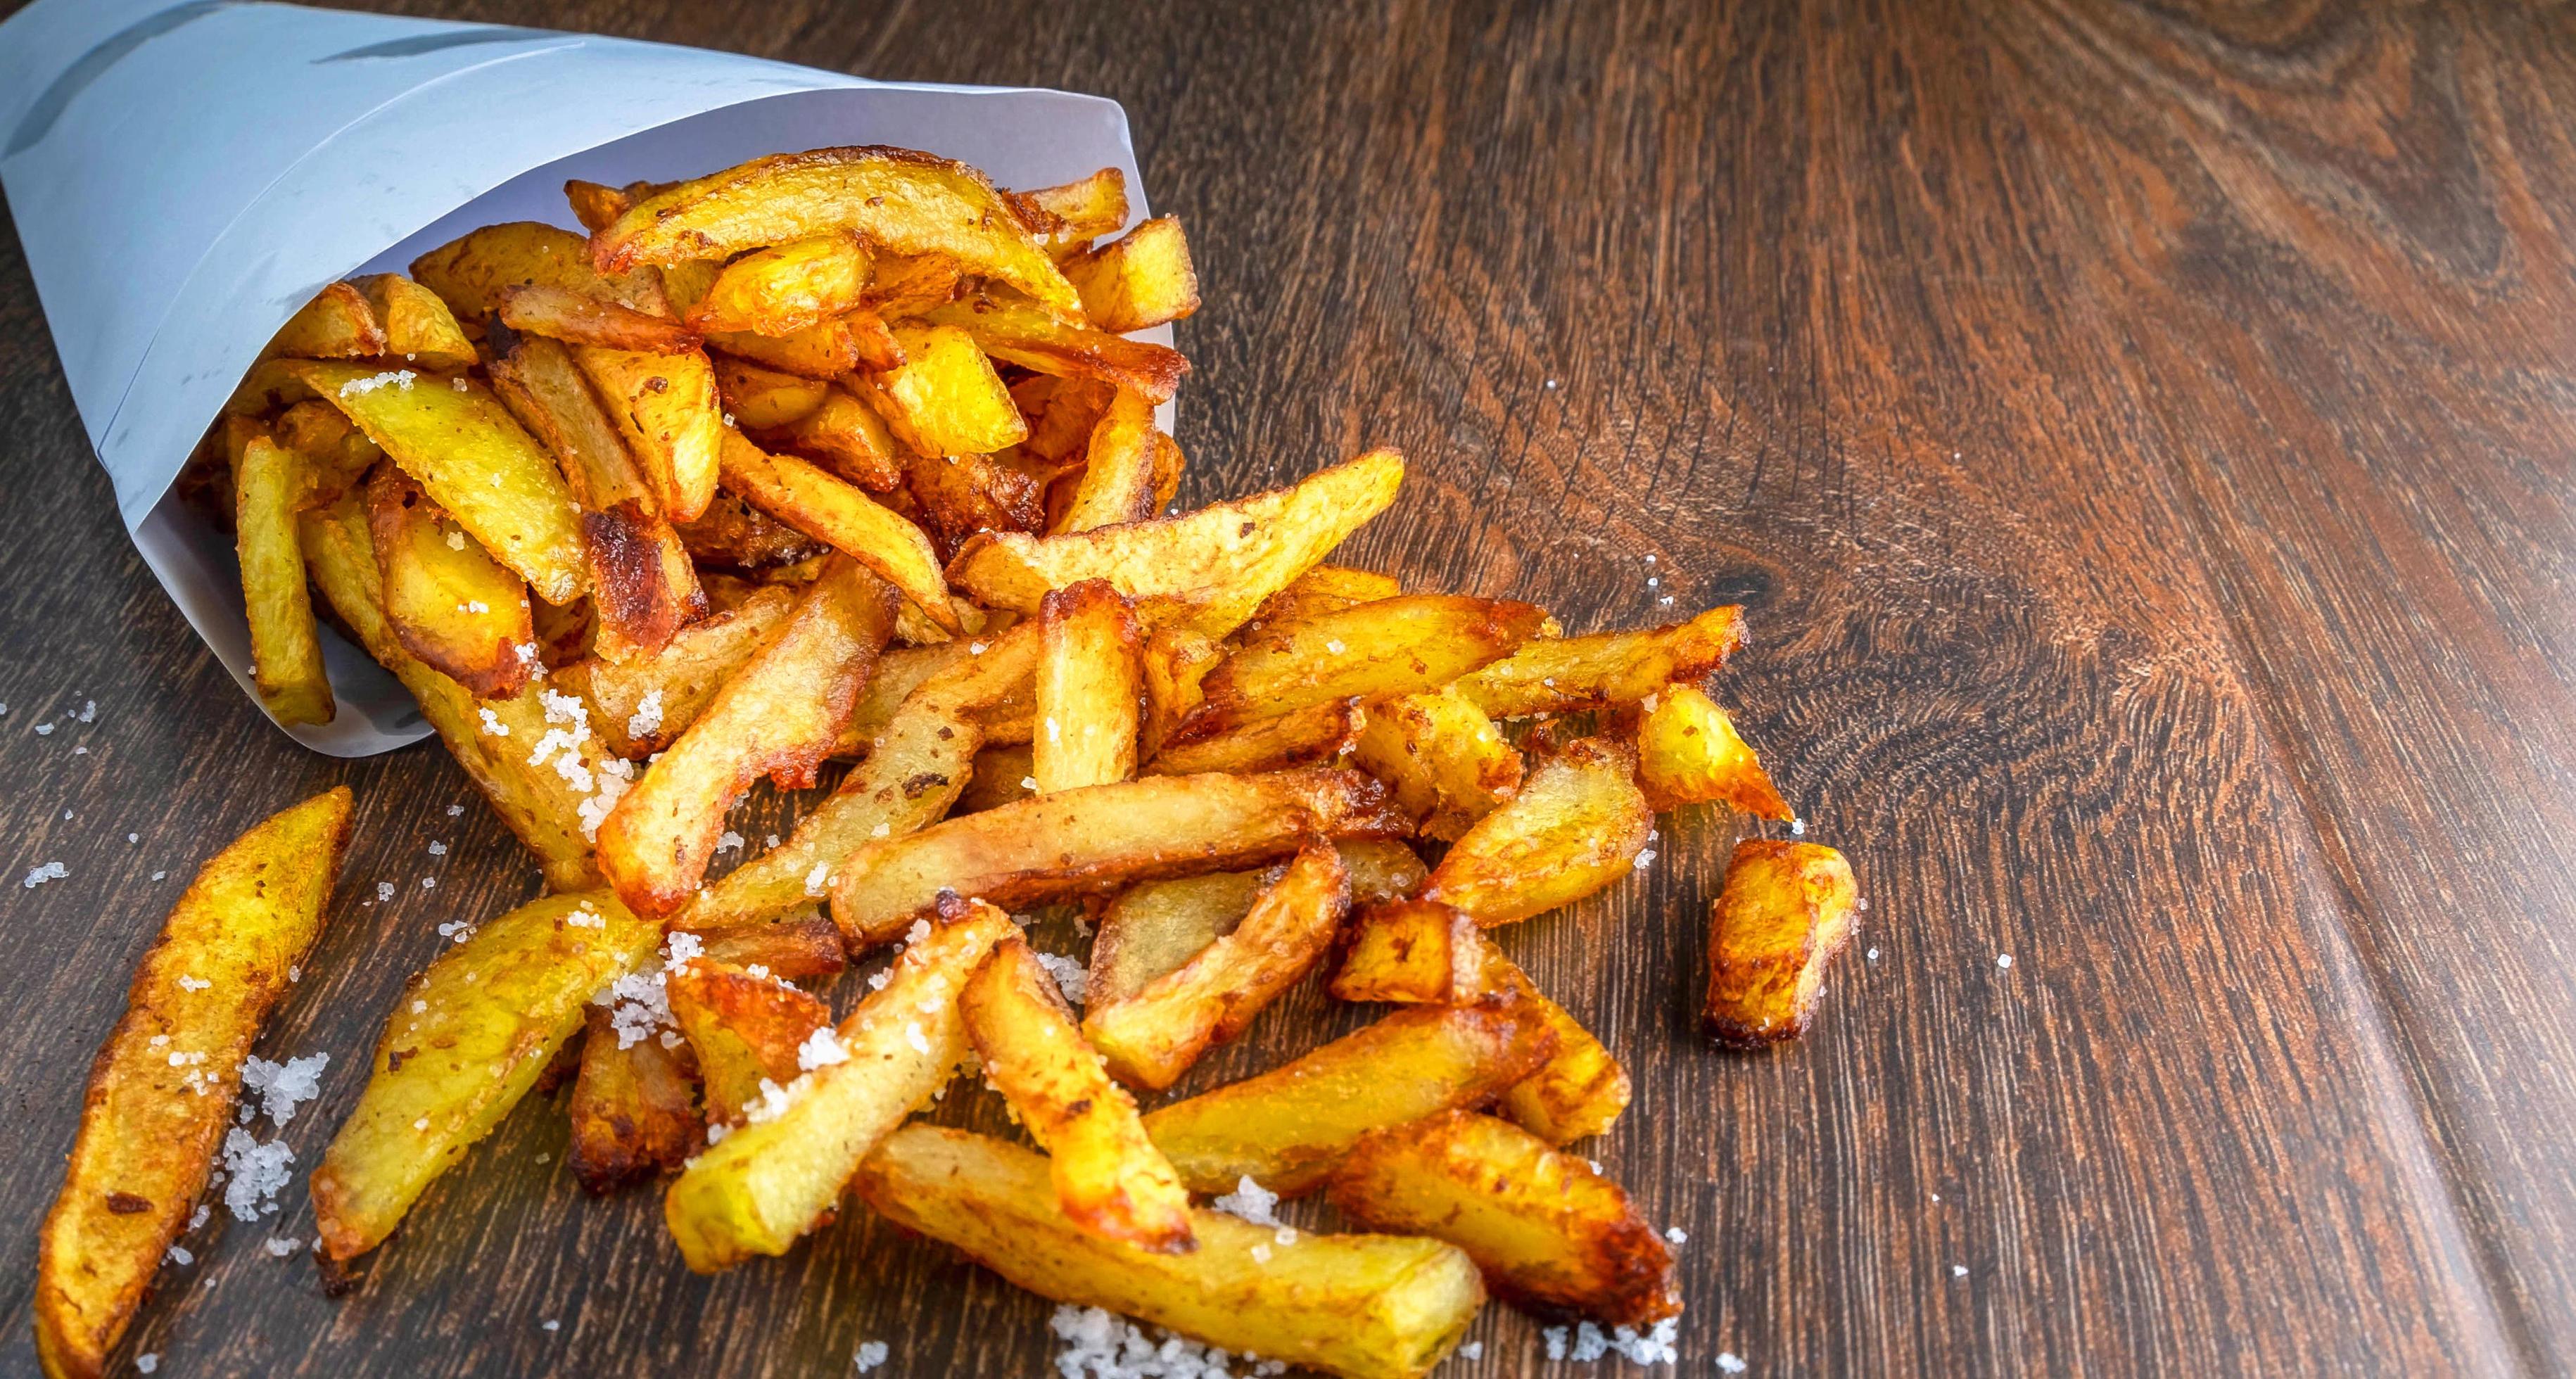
[1,0,2570,1373]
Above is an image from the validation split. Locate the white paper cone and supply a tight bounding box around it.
[0,0,1163,755]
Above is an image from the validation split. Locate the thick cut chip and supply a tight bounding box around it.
[763,386,904,493]
[1420,737,1653,927]
[830,768,1405,949]
[1331,900,1492,1005]
[1630,684,1793,818]
[1053,387,1160,533]
[592,146,1079,315]
[365,466,536,699]
[905,450,1046,559]
[704,311,899,378]
[1455,605,1746,719]
[1138,625,1220,761]
[34,790,350,1379]
[1181,596,1544,742]
[1241,564,1400,635]
[269,401,383,507]
[855,324,1028,457]
[687,233,870,335]
[711,355,830,430]
[922,296,1188,404]
[500,284,702,352]
[234,437,334,725]
[558,585,796,756]
[574,346,723,523]
[953,743,1038,815]
[411,221,669,318]
[1013,373,1116,465]
[566,1008,702,1193]
[1015,167,1129,250]
[262,281,386,360]
[856,1125,1485,1379]
[1083,840,1350,1091]
[597,560,896,916]
[663,899,1013,1272]
[1033,580,1142,793]
[965,939,1193,1252]
[1328,1112,1679,1326]
[348,274,476,370]
[582,501,709,664]
[1350,687,1522,840]
[676,489,827,570]
[1062,215,1202,333]
[693,913,848,984]
[313,892,658,1262]
[1147,699,1359,777]
[564,179,635,234]
[716,429,960,630]
[1704,840,1859,1047]
[1086,838,1421,1009]
[665,959,831,1126]
[1141,1002,1557,1197]
[1483,944,1632,1145]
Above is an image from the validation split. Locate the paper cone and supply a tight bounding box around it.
[0,0,1162,755]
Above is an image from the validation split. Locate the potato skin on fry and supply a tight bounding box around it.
[1331,900,1492,1005]
[365,465,536,699]
[1703,840,1860,1047]
[234,436,336,725]
[1482,943,1632,1145]
[664,959,830,1126]
[1456,604,1745,720]
[686,233,869,336]
[35,789,351,1379]
[566,1008,703,1193]
[1350,686,1521,841]
[1629,684,1793,818]
[1421,736,1653,927]
[1062,215,1202,333]
[1033,580,1143,794]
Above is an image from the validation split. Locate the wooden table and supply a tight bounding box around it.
[2,1,2569,1374]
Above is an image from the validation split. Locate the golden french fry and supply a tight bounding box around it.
[703,311,897,378]
[364,465,536,699]
[1630,683,1792,818]
[1327,1111,1679,1326]
[566,1007,702,1193]
[1033,579,1141,793]
[1420,737,1652,927]
[1138,623,1221,761]
[564,179,635,234]
[1088,839,1422,1011]
[1241,564,1400,634]
[923,295,1188,404]
[1147,698,1359,776]
[313,892,659,1262]
[904,450,1046,557]
[854,1124,1486,1379]
[1062,215,1202,333]
[715,428,960,631]
[233,436,334,725]
[1455,605,1745,719]
[1053,387,1160,533]
[1015,166,1129,250]
[1704,839,1858,1047]
[1179,595,1544,742]
[412,220,670,318]
[574,345,723,523]
[262,280,386,360]
[687,233,870,336]
[711,354,830,430]
[1084,840,1350,1091]
[500,284,702,352]
[692,913,849,984]
[348,273,477,371]
[1330,899,1492,1005]
[34,790,350,1379]
[557,584,797,756]
[1350,687,1522,840]
[854,323,1028,457]
[1482,943,1631,1145]
[270,400,383,508]
[675,488,829,570]
[665,958,832,1126]
[952,743,1037,815]
[766,387,905,493]
[1013,373,1116,465]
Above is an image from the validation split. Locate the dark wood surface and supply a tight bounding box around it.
[1,0,2570,1374]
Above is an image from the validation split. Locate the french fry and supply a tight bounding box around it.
[270,400,383,507]
[262,280,385,360]
[1033,579,1141,793]
[1703,840,1858,1047]
[830,768,1406,949]
[500,284,702,352]
[964,938,1194,1252]
[1330,900,1492,1005]
[575,345,723,523]
[704,311,898,378]
[1146,698,1359,776]
[686,233,870,335]
[1420,737,1653,927]
[1087,839,1421,1010]
[1628,683,1792,818]
[711,355,830,430]
[1141,1001,1557,1195]
[597,559,896,916]
[313,892,659,1262]
[1469,944,1629,1145]
[854,324,1028,457]
[664,958,832,1126]
[566,1007,702,1193]
[953,744,1038,815]
[1013,373,1115,464]
[763,386,904,492]
[715,429,960,631]
[1138,624,1221,761]
[1349,686,1522,840]
[564,179,637,234]
[1241,564,1401,634]
[1327,1112,1679,1326]
[1062,215,1202,333]
[557,585,797,756]
[34,789,350,1379]
[676,488,828,569]
[583,501,710,663]
[1053,386,1160,532]
[662,898,1013,1272]
[233,436,334,725]
[692,913,849,984]
[1083,840,1349,1090]
[904,450,1045,558]
[1179,595,1545,742]
[854,1125,1486,1379]
[1015,167,1129,250]
[364,465,536,699]
[1455,604,1746,719]
[348,273,477,371]
[922,296,1188,404]
[860,250,965,317]
[591,146,1080,317]
[412,220,671,317]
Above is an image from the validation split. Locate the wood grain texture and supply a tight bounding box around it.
[0,0,2568,1374]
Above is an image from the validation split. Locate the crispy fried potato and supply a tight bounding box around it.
[1629,684,1792,818]
[581,501,709,663]
[1085,837,1423,1012]
[856,1124,1485,1379]
[348,274,477,371]
[905,449,1045,558]
[1147,698,1359,776]
[1350,687,1521,840]
[692,913,848,984]
[860,250,966,317]
[597,560,896,916]
[263,280,386,360]
[830,768,1405,949]
[1138,624,1221,761]
[1141,1001,1556,1196]
[1084,840,1350,1091]
[965,939,1193,1252]
[487,335,649,506]
[1016,167,1129,250]
[558,585,796,756]
[271,400,383,507]
[675,488,827,569]
[564,179,635,234]
[566,1008,702,1193]
[687,233,869,335]
[1241,564,1400,635]
[716,429,959,630]
[313,892,658,1262]
[34,790,350,1379]
[233,436,334,725]
[412,220,670,318]
[286,361,587,603]
[592,146,1079,316]
[1062,216,1200,333]
[704,311,898,378]
[1703,840,1858,1047]
[1330,900,1492,1005]
[711,355,830,430]
[951,450,1404,637]
[854,324,1027,457]
[763,386,904,492]
[1483,945,1632,1145]
[665,958,830,1125]
[953,743,1038,815]
[924,296,1188,404]
[1456,605,1745,719]
[1421,737,1652,927]
[1328,1111,1677,1326]
[1180,596,1544,742]
[575,345,723,523]
[1033,580,1141,793]
[365,465,536,699]
[1013,373,1115,466]
[663,898,1013,1272]
[500,284,702,352]
[1053,387,1160,532]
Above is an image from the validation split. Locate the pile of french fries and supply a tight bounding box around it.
[35,144,1863,1379]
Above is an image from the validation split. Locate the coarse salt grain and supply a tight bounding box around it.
[543,1319,561,1333]
[1952,1264,1968,1277]
[338,369,416,397]
[1048,1304,1285,1379]
[1718,1353,1749,1373]
[220,1126,294,1221]
[853,1340,889,1371]
[177,974,210,991]
[1459,1341,1483,1360]
[446,530,466,551]
[478,708,509,737]
[716,830,745,853]
[1211,1176,1282,1227]
[1032,950,1088,1007]
[264,1236,302,1257]
[136,1356,158,1374]
[797,1027,850,1071]
[1666,1226,1688,1244]
[1997,954,2013,970]
[903,1022,930,1055]
[627,689,665,742]
[22,861,65,888]
[165,1244,193,1266]
[428,841,447,856]
[239,1052,329,1126]
[376,882,395,903]
[1790,818,1807,836]
[1020,777,1038,792]
[446,803,465,816]
[804,861,832,897]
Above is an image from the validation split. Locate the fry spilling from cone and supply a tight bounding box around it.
[22,63,1863,1379]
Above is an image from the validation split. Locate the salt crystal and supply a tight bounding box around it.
[1212,1176,1283,1227]
[446,530,466,551]
[904,1022,930,1055]
[264,1236,302,1257]
[716,830,745,853]
[32,723,51,735]
[376,882,395,903]
[1666,1226,1688,1244]
[797,1027,849,1071]
[220,1126,294,1221]
[136,1356,158,1374]
[446,803,464,817]
[177,974,210,991]
[1952,1264,1968,1277]
[1032,950,1088,1007]
[627,689,665,742]
[804,861,832,897]
[1718,1353,1749,1373]
[239,1052,329,1126]
[478,708,509,737]
[21,861,65,888]
[1020,777,1038,792]
[543,1319,561,1333]
[1996,954,2013,970]
[1867,947,1880,960]
[1790,818,1807,836]
[1459,1341,1483,1360]
[428,841,447,856]
[165,1244,193,1266]
[853,1340,889,1372]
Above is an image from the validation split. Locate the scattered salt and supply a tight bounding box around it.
[239,1053,329,1126]
[1867,948,1880,961]
[376,882,395,903]
[1718,1353,1749,1373]
[804,861,832,897]
[22,861,65,888]
[136,1356,158,1375]
[1211,1176,1283,1227]
[1459,1341,1483,1360]
[1666,1226,1688,1244]
[1952,1264,1968,1277]
[853,1340,889,1372]
[797,1028,849,1071]
[1790,818,1807,836]
[220,1126,294,1221]
[164,1244,193,1266]
[177,975,210,992]
[446,803,464,817]
[478,708,509,737]
[716,830,745,853]
[903,1022,930,1055]
[543,1320,561,1333]
[1033,951,1089,1008]
[337,369,416,398]
[1048,1304,1284,1379]
[428,841,447,856]
[1019,777,1038,792]
[264,1236,302,1257]
[626,689,665,742]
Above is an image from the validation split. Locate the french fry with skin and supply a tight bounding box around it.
[854,324,1029,457]
[499,284,702,353]
[922,296,1189,404]
[676,490,827,570]
[1016,167,1129,251]
[597,559,896,917]
[1241,564,1402,635]
[1454,605,1746,720]
[348,273,477,370]
[262,280,385,360]
[665,959,831,1126]
[704,312,899,378]
[313,892,659,1262]
[233,436,334,725]
[1703,840,1859,1047]
[763,386,904,493]
[1420,737,1654,927]
[566,1007,702,1193]
[364,465,537,699]
[1013,373,1115,466]
[34,790,350,1379]
[829,768,1407,950]
[686,233,870,335]
[1033,580,1141,793]
[1089,839,1423,1008]
[1350,686,1522,840]
[1084,840,1350,1091]
[270,401,383,508]
[964,939,1195,1252]
[1627,683,1794,818]
[1138,624,1221,762]
[715,429,961,633]
[1062,215,1203,333]
[1053,387,1160,533]
[1328,1111,1679,1326]
[711,355,830,430]
[1330,900,1492,1005]
[693,913,849,984]
[1176,595,1545,743]
[575,345,723,523]
[662,898,1014,1273]
[1147,698,1360,777]
[557,585,797,756]
[905,450,1046,559]
[412,220,671,318]
[855,1125,1486,1379]
[953,743,1038,815]
[1485,945,1632,1145]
